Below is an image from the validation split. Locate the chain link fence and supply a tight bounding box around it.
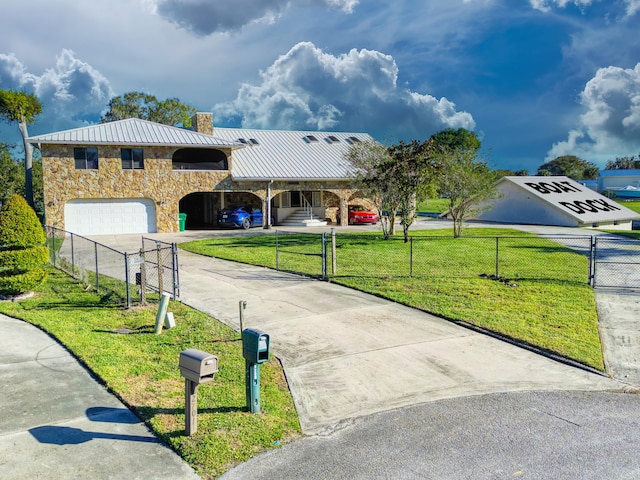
[271,231,595,285]
[593,236,640,288]
[46,227,180,307]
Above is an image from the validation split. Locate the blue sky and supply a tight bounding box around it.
[1,0,639,173]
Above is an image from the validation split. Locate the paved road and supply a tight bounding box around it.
[220,390,640,480]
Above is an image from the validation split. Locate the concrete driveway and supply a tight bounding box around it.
[93,224,624,434]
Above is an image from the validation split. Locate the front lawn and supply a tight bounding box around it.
[0,269,302,479]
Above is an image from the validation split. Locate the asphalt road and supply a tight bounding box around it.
[221,390,640,480]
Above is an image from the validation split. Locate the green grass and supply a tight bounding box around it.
[0,268,302,479]
[417,198,450,212]
[181,228,604,370]
[611,199,640,214]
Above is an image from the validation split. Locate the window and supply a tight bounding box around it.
[304,135,319,143]
[326,135,340,143]
[74,147,98,169]
[121,148,144,169]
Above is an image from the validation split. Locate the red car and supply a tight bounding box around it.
[337,205,379,225]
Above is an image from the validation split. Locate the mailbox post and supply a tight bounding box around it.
[179,349,218,435]
[241,328,270,413]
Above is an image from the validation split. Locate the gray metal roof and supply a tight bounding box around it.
[213,127,375,181]
[26,118,243,149]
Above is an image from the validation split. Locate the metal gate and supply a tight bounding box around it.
[593,236,640,289]
[141,237,181,299]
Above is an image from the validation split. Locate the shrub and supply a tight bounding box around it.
[0,194,48,294]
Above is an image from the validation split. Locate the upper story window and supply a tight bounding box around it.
[172,148,228,170]
[121,148,144,170]
[74,147,98,169]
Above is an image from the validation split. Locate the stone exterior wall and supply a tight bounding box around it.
[42,144,360,232]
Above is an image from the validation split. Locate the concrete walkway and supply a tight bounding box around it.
[96,225,626,434]
[0,314,201,480]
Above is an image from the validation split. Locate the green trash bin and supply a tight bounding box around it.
[179,213,187,232]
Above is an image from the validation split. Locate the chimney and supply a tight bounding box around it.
[192,112,213,136]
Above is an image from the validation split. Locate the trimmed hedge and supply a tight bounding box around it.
[0,194,48,294]
[0,194,46,248]
[0,245,49,272]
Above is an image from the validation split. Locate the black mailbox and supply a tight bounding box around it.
[242,328,270,364]
[179,349,218,384]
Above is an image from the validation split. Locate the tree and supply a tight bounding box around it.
[430,128,481,154]
[0,194,48,295]
[0,90,43,208]
[605,155,640,170]
[430,128,498,237]
[535,155,598,180]
[387,140,440,242]
[346,141,399,239]
[438,151,500,238]
[101,92,197,127]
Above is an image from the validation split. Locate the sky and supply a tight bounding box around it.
[1,0,639,173]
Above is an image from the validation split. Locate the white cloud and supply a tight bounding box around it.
[0,50,113,132]
[530,0,639,15]
[214,42,475,139]
[547,63,640,163]
[152,0,358,36]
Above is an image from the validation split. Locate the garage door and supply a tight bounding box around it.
[64,199,156,235]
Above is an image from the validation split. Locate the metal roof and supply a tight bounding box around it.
[213,127,375,181]
[501,176,640,224]
[26,118,244,149]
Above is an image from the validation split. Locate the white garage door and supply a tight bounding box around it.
[64,199,156,235]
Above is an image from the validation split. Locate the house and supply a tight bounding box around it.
[27,113,375,235]
[474,176,640,229]
[597,169,640,196]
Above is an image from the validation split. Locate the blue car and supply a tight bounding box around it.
[217,206,264,229]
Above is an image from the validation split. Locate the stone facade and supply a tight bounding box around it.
[42,143,364,232]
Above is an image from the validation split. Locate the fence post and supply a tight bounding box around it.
[157,242,164,294]
[331,228,337,275]
[94,242,99,291]
[140,249,147,306]
[495,237,499,278]
[70,233,76,277]
[410,236,413,278]
[275,230,279,271]
[124,252,131,308]
[322,232,327,280]
[172,243,179,300]
[590,237,596,287]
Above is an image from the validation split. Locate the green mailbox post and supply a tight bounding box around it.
[242,328,270,413]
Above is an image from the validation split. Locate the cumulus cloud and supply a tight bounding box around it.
[530,0,639,15]
[153,0,358,36]
[0,49,113,131]
[547,63,640,163]
[214,42,475,139]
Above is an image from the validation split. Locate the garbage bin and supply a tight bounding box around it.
[179,213,187,232]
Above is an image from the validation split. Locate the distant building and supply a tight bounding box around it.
[475,176,639,229]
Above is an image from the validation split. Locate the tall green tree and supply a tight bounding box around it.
[438,151,500,238]
[605,155,640,170]
[346,141,400,238]
[536,155,598,180]
[387,139,440,242]
[101,92,197,127]
[430,128,481,154]
[430,128,498,237]
[0,90,43,207]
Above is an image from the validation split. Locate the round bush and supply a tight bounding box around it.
[0,245,49,273]
[0,194,45,248]
[0,268,48,294]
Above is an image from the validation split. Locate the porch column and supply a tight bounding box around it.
[340,195,349,226]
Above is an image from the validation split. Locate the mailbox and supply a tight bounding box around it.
[179,349,218,384]
[242,328,270,364]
